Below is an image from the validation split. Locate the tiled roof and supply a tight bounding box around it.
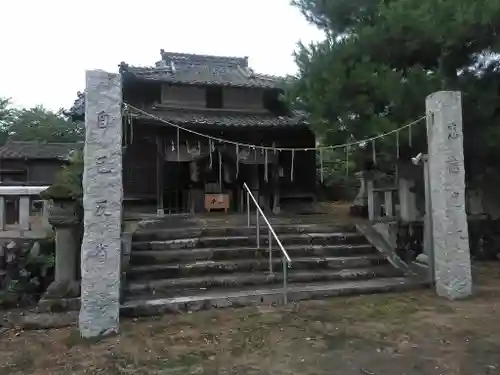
[134,107,308,127]
[0,141,83,160]
[119,50,290,88]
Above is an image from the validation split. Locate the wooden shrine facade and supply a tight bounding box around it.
[68,50,316,215]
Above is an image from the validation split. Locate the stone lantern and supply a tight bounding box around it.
[38,184,82,311]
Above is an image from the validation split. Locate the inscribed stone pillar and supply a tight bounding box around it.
[79,70,123,337]
[425,91,472,299]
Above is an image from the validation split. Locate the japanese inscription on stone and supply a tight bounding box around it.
[447,121,459,140]
[97,111,110,129]
[446,156,461,175]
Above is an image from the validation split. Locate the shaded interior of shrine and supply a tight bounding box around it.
[122,124,316,215]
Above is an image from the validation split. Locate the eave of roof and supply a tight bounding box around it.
[132,107,308,128]
[0,141,83,160]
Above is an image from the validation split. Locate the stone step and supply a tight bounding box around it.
[132,223,358,242]
[121,277,426,316]
[126,265,404,296]
[129,244,377,265]
[126,254,387,280]
[132,232,366,251]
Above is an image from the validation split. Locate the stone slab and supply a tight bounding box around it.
[426,91,472,299]
[121,277,425,317]
[79,70,123,337]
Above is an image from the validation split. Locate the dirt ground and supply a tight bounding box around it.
[1,263,500,375]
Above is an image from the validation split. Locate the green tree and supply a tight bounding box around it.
[291,0,500,175]
[0,97,15,144]
[7,105,84,143]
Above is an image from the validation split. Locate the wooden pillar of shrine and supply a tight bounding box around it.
[156,135,164,215]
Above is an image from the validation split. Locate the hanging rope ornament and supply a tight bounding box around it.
[345,146,349,177]
[130,116,134,145]
[236,144,240,178]
[209,140,213,169]
[218,150,223,193]
[372,140,377,166]
[264,149,269,182]
[290,149,295,181]
[125,104,426,154]
[396,130,400,159]
[320,148,324,183]
[176,127,180,162]
[396,130,400,181]
[409,123,413,148]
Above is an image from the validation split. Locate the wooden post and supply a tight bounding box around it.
[384,190,394,218]
[156,135,164,215]
[367,180,375,221]
[422,154,434,283]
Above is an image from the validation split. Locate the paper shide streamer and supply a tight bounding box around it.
[264,149,268,182]
[290,149,295,181]
[345,146,349,177]
[396,130,400,181]
[236,144,240,178]
[372,139,377,166]
[176,128,180,161]
[320,148,324,183]
[209,140,214,169]
[409,123,413,148]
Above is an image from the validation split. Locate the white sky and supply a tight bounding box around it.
[0,0,324,111]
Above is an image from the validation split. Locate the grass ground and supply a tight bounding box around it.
[1,263,499,375]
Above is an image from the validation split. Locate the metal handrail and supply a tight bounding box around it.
[242,182,291,304]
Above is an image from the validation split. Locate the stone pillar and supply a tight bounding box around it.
[0,197,5,230]
[384,190,394,217]
[55,226,77,281]
[19,196,31,230]
[79,70,123,337]
[350,171,368,216]
[398,178,418,222]
[367,179,381,221]
[426,91,472,299]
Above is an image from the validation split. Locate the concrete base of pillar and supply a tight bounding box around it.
[38,280,81,312]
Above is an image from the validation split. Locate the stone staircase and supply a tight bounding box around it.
[121,221,422,316]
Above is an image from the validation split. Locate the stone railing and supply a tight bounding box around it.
[0,186,51,238]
